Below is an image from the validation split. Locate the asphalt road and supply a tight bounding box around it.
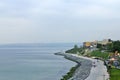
[85,59,109,80]
[72,54,109,80]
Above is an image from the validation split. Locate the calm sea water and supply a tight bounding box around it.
[0,43,77,80]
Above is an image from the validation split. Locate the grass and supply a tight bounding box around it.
[89,50,109,60]
[108,68,120,80]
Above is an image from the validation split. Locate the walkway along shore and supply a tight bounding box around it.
[55,52,109,80]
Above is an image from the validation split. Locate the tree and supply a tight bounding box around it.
[74,45,78,49]
[106,43,113,52]
[106,40,120,52]
[112,41,120,52]
[97,43,103,50]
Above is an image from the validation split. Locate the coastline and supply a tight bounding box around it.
[55,52,92,80]
[55,52,109,80]
[73,54,110,80]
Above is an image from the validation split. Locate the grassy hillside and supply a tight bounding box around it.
[108,68,120,80]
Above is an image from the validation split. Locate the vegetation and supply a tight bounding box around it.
[96,43,103,50]
[111,40,120,52]
[65,45,84,54]
[61,65,79,80]
[106,43,113,52]
[108,68,120,80]
[88,50,109,60]
[96,40,120,53]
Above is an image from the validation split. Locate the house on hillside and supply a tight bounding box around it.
[83,41,97,51]
[83,39,112,51]
[97,39,112,45]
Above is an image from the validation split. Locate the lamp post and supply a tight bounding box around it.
[103,74,105,80]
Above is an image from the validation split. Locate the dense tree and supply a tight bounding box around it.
[106,43,113,52]
[106,40,120,52]
[97,43,102,48]
[74,45,78,49]
[112,40,120,52]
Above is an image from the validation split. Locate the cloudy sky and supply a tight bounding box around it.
[0,0,120,44]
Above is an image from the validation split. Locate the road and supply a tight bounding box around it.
[72,54,109,80]
[85,58,109,80]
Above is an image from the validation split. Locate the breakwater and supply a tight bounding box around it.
[55,52,92,80]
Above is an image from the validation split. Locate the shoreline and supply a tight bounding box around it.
[55,52,109,80]
[55,52,92,80]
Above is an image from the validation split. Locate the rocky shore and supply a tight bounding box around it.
[55,52,92,80]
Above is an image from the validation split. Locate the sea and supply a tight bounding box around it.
[0,43,78,80]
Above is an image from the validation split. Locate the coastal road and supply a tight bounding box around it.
[84,58,109,80]
[72,54,109,80]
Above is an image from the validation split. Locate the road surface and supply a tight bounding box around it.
[72,54,109,80]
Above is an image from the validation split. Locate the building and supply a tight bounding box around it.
[83,41,97,48]
[97,39,112,45]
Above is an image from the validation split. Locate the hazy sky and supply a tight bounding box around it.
[0,0,120,44]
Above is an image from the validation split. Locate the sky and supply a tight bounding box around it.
[0,0,120,44]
